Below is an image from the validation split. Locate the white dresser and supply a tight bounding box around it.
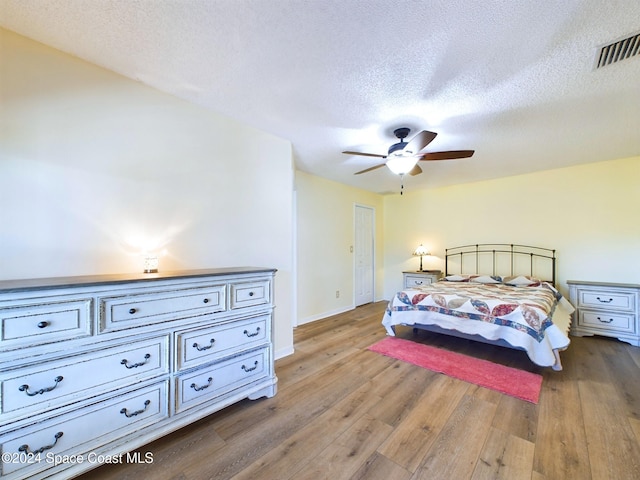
[402,271,442,289]
[568,280,639,346]
[0,268,277,479]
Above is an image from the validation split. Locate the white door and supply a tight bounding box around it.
[354,205,374,306]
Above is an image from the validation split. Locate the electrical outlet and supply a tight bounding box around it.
[336,290,340,298]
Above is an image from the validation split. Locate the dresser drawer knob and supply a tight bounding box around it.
[120,353,151,369]
[129,308,137,314]
[597,317,614,323]
[120,399,151,418]
[18,376,63,397]
[415,281,423,285]
[596,297,613,303]
[190,377,213,392]
[37,321,49,328]
[193,339,216,351]
[243,327,261,338]
[203,298,210,304]
[18,432,63,455]
[249,291,255,297]
[241,360,259,373]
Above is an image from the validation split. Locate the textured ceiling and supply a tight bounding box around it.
[1,0,639,194]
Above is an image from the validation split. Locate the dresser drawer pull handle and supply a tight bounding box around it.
[19,376,63,396]
[129,308,137,314]
[597,317,614,323]
[121,353,151,369]
[415,281,423,285]
[37,321,49,328]
[241,361,259,373]
[243,327,261,338]
[596,297,613,303]
[120,399,151,418]
[203,298,210,304]
[190,377,213,392]
[193,339,215,351]
[18,432,63,455]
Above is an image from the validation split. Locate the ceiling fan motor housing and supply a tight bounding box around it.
[393,127,411,139]
[388,142,407,155]
[388,127,411,155]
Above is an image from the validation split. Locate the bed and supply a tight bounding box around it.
[382,244,574,370]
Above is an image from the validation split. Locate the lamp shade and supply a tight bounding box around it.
[412,244,430,256]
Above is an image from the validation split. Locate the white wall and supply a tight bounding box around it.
[295,171,385,324]
[383,156,640,299]
[0,28,295,358]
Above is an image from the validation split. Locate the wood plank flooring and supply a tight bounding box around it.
[82,301,640,480]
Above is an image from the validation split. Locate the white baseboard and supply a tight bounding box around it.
[297,305,354,326]
[275,345,295,360]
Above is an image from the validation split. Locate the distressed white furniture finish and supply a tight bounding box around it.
[0,268,277,479]
[402,271,442,289]
[568,280,639,346]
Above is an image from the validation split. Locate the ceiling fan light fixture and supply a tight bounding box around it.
[386,155,419,175]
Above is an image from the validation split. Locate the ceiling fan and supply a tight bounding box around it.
[343,127,474,176]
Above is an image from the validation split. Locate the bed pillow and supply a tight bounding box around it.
[503,275,541,286]
[469,275,502,284]
[444,274,472,282]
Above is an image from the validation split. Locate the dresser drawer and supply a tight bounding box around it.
[0,381,168,478]
[578,311,636,334]
[100,284,226,332]
[230,281,270,309]
[1,336,168,419]
[176,315,269,371]
[0,299,92,350]
[576,289,635,311]
[175,348,268,413]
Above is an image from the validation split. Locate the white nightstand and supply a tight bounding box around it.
[403,271,442,289]
[568,280,639,346]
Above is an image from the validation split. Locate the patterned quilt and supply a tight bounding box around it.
[387,282,560,341]
[382,281,573,368]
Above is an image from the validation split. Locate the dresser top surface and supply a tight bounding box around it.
[0,267,276,293]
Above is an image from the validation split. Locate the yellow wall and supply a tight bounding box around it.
[0,28,295,357]
[295,156,639,327]
[295,171,385,324]
[383,156,640,298]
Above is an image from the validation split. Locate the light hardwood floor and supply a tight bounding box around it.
[83,301,640,480]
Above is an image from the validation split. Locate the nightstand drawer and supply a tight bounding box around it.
[579,311,635,333]
[577,289,635,311]
[403,272,441,289]
[405,275,433,288]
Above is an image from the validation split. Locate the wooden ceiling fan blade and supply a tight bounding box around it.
[354,163,387,175]
[403,130,437,155]
[420,150,475,161]
[342,151,387,159]
[409,164,422,176]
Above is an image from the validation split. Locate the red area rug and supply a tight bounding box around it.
[368,336,543,404]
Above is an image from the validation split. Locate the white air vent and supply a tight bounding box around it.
[595,31,640,69]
